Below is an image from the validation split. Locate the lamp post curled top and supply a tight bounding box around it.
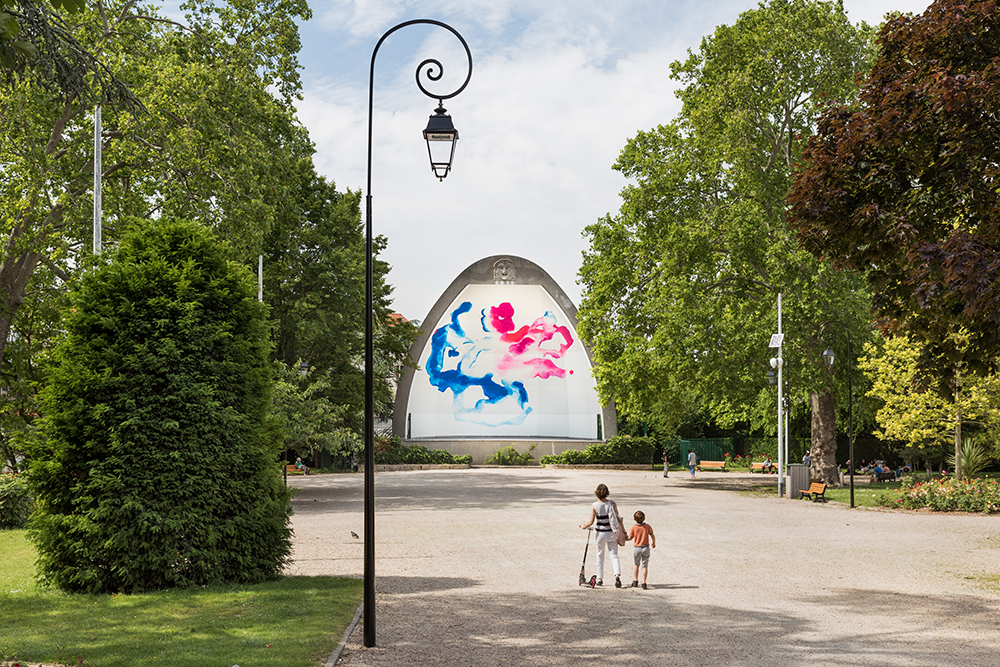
[364,19,473,648]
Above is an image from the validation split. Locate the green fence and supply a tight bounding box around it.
[661,437,813,466]
[743,437,811,463]
[662,438,733,466]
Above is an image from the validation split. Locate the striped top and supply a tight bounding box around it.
[593,499,615,532]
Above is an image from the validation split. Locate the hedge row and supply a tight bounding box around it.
[375,437,472,465]
[540,436,658,466]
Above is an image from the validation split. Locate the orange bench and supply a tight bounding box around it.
[799,482,827,502]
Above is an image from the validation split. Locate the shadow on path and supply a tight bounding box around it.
[348,578,1000,666]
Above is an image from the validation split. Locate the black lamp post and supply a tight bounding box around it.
[364,19,472,648]
[820,322,854,508]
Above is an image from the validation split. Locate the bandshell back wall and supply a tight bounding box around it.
[393,255,616,443]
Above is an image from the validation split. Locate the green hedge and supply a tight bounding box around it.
[540,436,657,465]
[375,437,472,465]
[484,444,536,465]
[0,473,33,529]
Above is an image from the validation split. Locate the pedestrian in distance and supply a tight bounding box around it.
[580,483,623,588]
[687,449,697,477]
[627,510,655,589]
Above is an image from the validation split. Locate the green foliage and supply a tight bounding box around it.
[0,473,32,528]
[0,0,311,409]
[878,475,1000,513]
[269,361,359,459]
[265,164,418,428]
[1,0,135,104]
[949,440,993,479]
[374,436,471,465]
[484,444,536,466]
[540,436,657,465]
[27,219,292,594]
[577,0,877,461]
[789,0,1000,381]
[859,334,1000,469]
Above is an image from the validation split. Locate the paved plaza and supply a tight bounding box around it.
[286,468,1000,666]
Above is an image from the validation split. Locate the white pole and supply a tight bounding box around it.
[93,105,102,255]
[258,254,263,302]
[785,402,790,470]
[777,293,783,498]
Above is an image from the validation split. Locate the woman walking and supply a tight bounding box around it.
[580,483,622,588]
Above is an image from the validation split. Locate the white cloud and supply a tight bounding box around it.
[299,0,933,323]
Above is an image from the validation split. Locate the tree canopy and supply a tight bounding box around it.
[788,0,1000,381]
[0,0,310,381]
[263,159,418,432]
[577,0,877,483]
[859,332,1000,471]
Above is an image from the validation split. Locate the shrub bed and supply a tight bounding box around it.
[375,437,472,466]
[484,444,536,465]
[540,436,657,466]
[876,475,1000,513]
[0,473,33,529]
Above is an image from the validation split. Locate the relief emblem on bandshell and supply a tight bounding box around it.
[493,258,516,283]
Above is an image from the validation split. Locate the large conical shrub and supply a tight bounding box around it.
[28,219,292,593]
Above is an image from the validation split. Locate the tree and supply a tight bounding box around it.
[578,0,876,485]
[788,0,1000,388]
[28,219,291,594]
[859,333,1000,472]
[0,262,66,473]
[264,161,418,429]
[0,0,309,385]
[269,361,360,464]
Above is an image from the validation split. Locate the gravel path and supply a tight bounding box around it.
[286,468,1000,667]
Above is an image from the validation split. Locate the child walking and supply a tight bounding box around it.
[627,510,655,589]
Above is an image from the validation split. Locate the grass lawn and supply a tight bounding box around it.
[0,530,362,667]
[823,480,901,507]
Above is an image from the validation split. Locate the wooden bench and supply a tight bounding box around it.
[284,464,307,475]
[749,462,778,474]
[799,482,827,502]
[871,471,896,483]
[697,461,726,471]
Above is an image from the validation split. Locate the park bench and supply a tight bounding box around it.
[697,461,726,471]
[871,471,896,483]
[799,482,827,502]
[749,462,777,474]
[284,464,306,475]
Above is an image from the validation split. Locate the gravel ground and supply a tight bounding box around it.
[286,468,1000,667]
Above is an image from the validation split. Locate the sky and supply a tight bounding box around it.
[292,0,933,325]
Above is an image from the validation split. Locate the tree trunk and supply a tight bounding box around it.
[954,374,963,481]
[809,391,840,487]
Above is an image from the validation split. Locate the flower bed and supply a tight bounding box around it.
[877,475,1000,514]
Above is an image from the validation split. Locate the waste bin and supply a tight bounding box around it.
[787,464,811,499]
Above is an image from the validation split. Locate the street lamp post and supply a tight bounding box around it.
[768,293,785,497]
[364,20,473,648]
[820,321,854,508]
